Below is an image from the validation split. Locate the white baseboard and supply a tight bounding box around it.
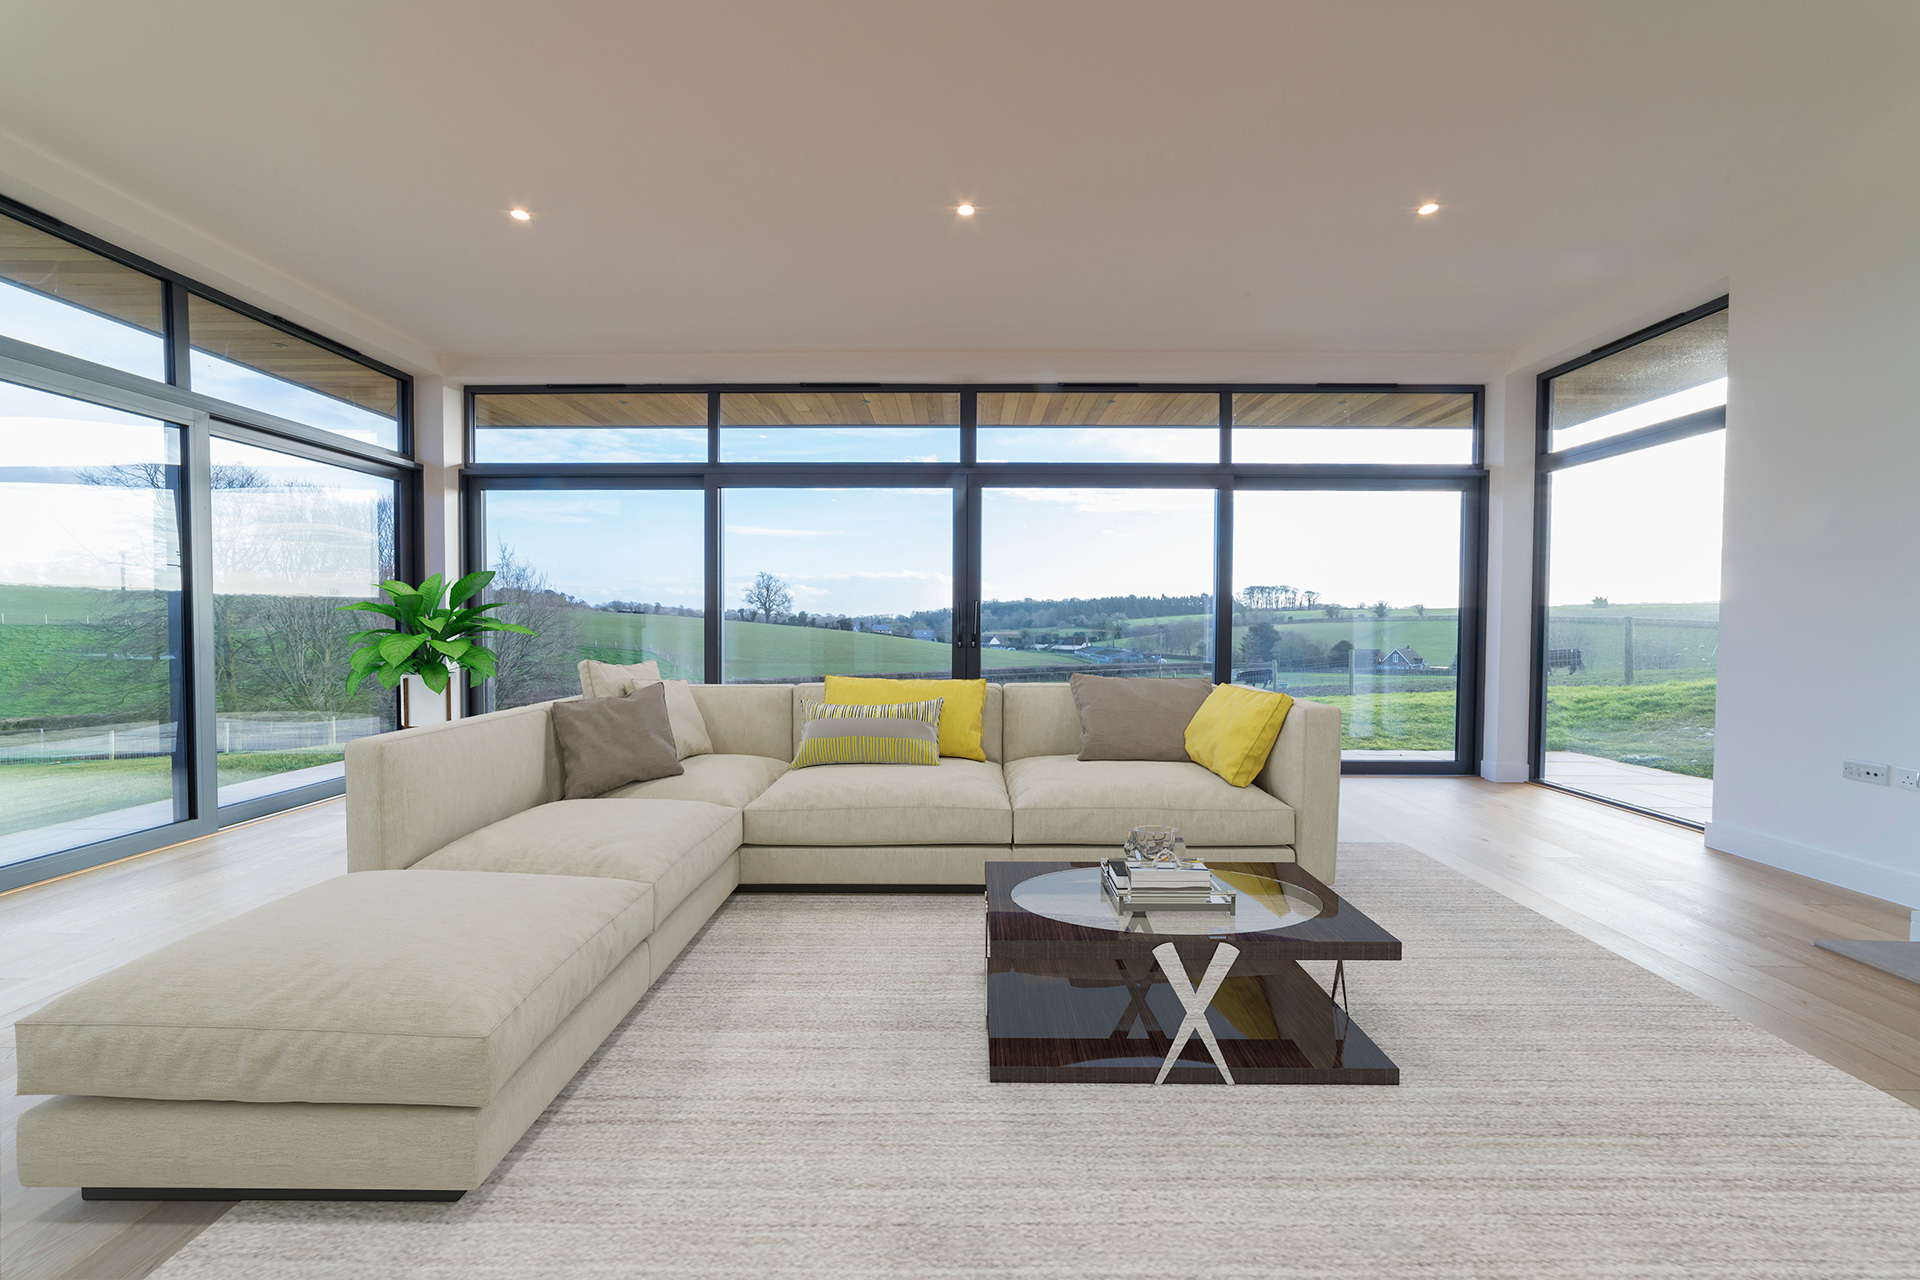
[1704,821,1920,911]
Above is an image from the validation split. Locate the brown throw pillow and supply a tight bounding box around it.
[550,682,684,799]
[1069,674,1216,762]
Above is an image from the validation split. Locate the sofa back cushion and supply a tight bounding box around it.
[617,677,714,759]
[577,658,660,698]
[687,683,794,759]
[1003,682,1083,760]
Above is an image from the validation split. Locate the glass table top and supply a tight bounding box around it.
[1009,865,1324,938]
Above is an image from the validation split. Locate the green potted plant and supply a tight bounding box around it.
[339,571,536,727]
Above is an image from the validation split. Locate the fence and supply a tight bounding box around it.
[0,715,385,764]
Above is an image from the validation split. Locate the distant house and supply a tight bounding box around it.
[1383,646,1426,671]
[985,636,1004,647]
[910,628,937,642]
[1350,647,1383,671]
[1080,647,1146,664]
[869,623,892,635]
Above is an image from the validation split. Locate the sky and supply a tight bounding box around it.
[1546,430,1725,607]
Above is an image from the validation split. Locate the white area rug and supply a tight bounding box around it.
[154,844,1920,1279]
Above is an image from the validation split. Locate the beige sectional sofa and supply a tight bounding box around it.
[16,681,1339,1198]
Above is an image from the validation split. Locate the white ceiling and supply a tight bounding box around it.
[1,1,1914,371]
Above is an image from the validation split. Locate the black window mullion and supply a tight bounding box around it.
[704,481,723,683]
[165,280,191,391]
[180,413,219,824]
[1213,485,1234,683]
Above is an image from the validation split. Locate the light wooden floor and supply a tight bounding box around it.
[5,780,1918,1279]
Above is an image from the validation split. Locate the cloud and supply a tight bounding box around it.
[725,525,844,537]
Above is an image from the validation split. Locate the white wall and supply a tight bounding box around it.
[1704,149,1920,908]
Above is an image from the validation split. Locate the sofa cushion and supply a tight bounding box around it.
[551,683,684,798]
[1002,682,1083,760]
[1004,755,1296,846]
[577,657,659,698]
[603,753,788,809]
[15,870,652,1109]
[414,798,741,930]
[744,758,1012,846]
[1069,673,1213,761]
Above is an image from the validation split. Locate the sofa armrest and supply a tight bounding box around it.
[1254,698,1341,884]
[345,701,564,872]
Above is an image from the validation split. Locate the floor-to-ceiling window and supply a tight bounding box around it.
[463,383,1485,770]
[1534,299,1727,825]
[475,484,707,707]
[0,198,413,889]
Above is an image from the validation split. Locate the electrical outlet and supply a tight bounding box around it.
[1895,767,1920,793]
[1843,759,1890,785]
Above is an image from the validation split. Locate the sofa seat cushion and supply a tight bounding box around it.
[602,753,788,809]
[1004,755,1296,847]
[743,758,1012,846]
[15,870,652,1109]
[414,799,741,930]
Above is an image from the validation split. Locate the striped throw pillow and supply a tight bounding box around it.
[791,697,944,768]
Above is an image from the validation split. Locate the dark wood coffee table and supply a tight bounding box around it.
[986,860,1402,1085]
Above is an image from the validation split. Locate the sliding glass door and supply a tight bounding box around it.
[1234,487,1473,761]
[1535,301,1727,824]
[0,382,185,868]
[0,201,415,890]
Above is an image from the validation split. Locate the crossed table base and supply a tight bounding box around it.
[985,861,1402,1086]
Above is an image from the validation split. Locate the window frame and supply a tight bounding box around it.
[463,383,1487,774]
[1528,296,1729,825]
[0,194,417,891]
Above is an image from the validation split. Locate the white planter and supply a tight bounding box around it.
[399,672,456,729]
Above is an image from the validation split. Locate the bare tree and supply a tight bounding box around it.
[742,571,792,622]
[486,543,581,708]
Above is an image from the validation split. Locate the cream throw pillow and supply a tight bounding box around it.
[617,677,713,760]
[578,658,660,699]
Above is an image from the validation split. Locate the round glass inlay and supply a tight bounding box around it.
[1010,866,1323,937]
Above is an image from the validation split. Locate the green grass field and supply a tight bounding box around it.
[1542,678,1716,777]
[568,609,1066,682]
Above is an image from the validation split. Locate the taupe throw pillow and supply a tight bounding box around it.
[551,682,684,799]
[1069,674,1216,762]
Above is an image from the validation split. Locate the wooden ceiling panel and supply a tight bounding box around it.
[721,391,958,426]
[977,391,1218,427]
[474,392,708,428]
[0,215,164,335]
[188,294,397,420]
[1232,391,1472,429]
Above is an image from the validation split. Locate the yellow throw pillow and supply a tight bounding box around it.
[825,675,987,761]
[1184,684,1294,788]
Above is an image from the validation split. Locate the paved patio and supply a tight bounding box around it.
[1543,751,1713,824]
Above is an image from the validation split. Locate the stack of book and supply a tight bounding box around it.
[1101,858,1235,914]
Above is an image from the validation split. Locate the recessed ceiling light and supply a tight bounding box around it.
[1417,202,1440,216]
[509,208,532,221]
[956,204,975,216]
